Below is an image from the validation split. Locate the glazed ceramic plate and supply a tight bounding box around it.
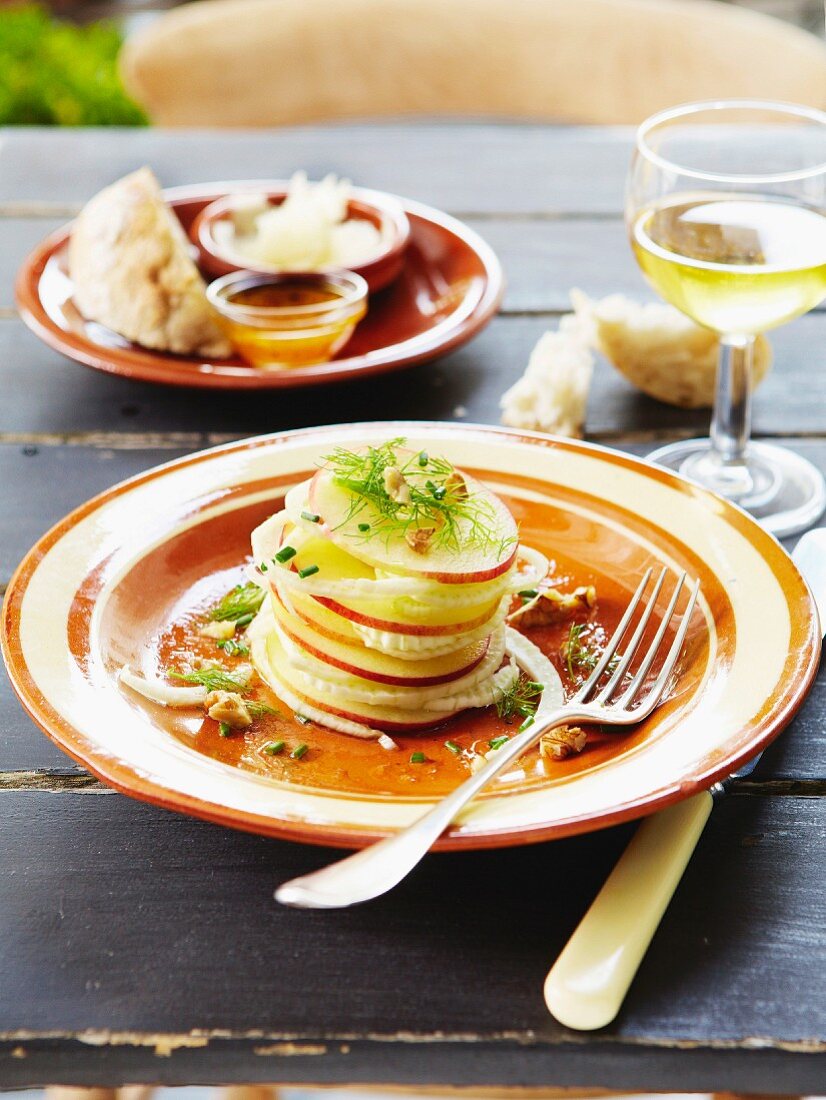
[15,183,503,390]
[2,425,819,849]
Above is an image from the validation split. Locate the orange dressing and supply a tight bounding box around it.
[212,275,367,368]
[108,485,706,802]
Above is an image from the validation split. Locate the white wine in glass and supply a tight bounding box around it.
[627,102,826,537]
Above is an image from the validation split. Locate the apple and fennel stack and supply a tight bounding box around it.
[248,441,561,739]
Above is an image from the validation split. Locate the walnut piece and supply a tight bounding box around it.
[405,526,437,554]
[540,726,587,760]
[205,690,252,729]
[199,620,236,640]
[383,465,411,504]
[509,584,596,627]
[444,471,469,499]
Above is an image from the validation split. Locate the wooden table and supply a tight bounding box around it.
[0,125,824,1095]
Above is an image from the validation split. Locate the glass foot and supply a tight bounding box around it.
[648,438,826,539]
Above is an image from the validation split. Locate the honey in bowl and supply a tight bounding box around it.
[207,270,368,368]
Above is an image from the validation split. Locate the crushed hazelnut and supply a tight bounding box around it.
[444,471,469,499]
[405,526,437,554]
[205,690,252,729]
[383,465,411,505]
[199,620,236,640]
[540,726,587,760]
[509,584,597,627]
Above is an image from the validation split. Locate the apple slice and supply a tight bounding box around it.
[313,591,502,635]
[308,463,517,584]
[270,589,490,687]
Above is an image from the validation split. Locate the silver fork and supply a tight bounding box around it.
[275,568,701,910]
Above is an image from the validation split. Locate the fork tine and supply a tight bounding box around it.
[615,572,685,707]
[595,566,669,704]
[623,576,701,719]
[573,567,653,703]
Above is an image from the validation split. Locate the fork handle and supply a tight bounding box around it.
[544,791,713,1030]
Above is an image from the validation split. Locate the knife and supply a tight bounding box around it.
[543,528,826,1031]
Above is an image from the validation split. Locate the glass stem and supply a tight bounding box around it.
[710,333,754,465]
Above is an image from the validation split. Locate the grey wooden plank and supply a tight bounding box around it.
[0,217,65,311]
[0,125,632,214]
[0,441,822,779]
[3,311,826,438]
[0,792,822,1092]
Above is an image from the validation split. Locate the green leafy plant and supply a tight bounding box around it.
[0,4,147,126]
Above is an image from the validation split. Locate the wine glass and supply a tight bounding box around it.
[626,100,826,537]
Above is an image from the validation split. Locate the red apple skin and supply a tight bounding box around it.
[277,615,489,688]
[312,593,501,637]
[307,468,518,585]
[282,683,456,733]
[270,588,490,688]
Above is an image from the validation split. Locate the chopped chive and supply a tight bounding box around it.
[291,743,309,759]
[218,722,232,738]
[216,638,249,657]
[298,564,319,579]
[445,740,461,755]
[358,522,370,532]
[410,751,427,764]
[489,735,510,750]
[518,588,538,599]
[275,545,297,563]
[295,714,311,726]
[259,562,268,573]
[518,715,535,733]
[418,451,429,467]
[263,739,285,756]
[301,511,321,523]
[235,612,254,628]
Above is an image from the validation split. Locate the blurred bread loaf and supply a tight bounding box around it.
[68,167,232,358]
[574,291,771,409]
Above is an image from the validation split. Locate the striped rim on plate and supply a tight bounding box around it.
[1,424,819,849]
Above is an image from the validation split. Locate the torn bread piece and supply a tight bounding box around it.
[574,290,772,410]
[500,312,594,438]
[68,167,232,358]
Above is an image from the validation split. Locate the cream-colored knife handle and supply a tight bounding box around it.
[544,791,713,1030]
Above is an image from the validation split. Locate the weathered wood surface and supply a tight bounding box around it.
[0,793,824,1092]
[1,125,825,1092]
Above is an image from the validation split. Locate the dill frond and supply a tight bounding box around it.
[209,583,265,623]
[246,699,278,719]
[496,675,545,723]
[322,438,515,556]
[563,622,619,681]
[169,667,251,693]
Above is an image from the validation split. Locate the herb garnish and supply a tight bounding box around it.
[291,743,309,759]
[209,583,265,623]
[216,638,249,657]
[323,438,515,557]
[263,740,285,755]
[170,667,251,693]
[410,751,427,764]
[246,700,277,720]
[563,623,619,682]
[275,545,297,563]
[445,740,461,755]
[496,676,544,724]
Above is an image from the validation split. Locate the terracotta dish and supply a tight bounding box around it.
[2,424,818,850]
[190,185,411,292]
[15,185,503,390]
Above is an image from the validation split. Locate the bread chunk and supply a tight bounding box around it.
[68,167,232,358]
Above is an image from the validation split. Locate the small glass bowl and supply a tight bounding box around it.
[206,270,368,369]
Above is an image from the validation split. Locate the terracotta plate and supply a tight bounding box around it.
[2,425,819,849]
[15,183,503,390]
